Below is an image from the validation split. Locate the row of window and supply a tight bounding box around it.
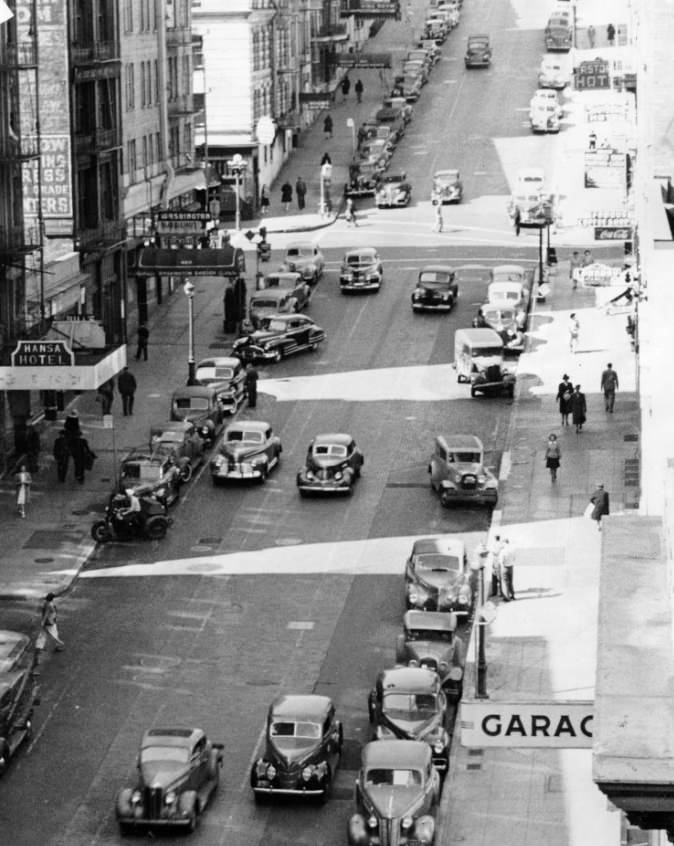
[124,56,191,111]
[122,0,190,33]
[125,124,192,175]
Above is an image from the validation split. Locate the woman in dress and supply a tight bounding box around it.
[556,374,573,426]
[570,384,587,433]
[15,463,32,518]
[544,433,561,482]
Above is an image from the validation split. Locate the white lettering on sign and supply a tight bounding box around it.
[11,340,74,367]
[460,701,594,748]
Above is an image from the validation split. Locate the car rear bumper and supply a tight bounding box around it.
[441,486,498,503]
[117,815,193,828]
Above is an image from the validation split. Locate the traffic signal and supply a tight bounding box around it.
[257,239,271,263]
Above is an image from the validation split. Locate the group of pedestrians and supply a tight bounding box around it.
[96,365,137,416]
[52,413,97,486]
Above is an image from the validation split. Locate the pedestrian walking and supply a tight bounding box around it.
[568,312,580,353]
[606,22,615,45]
[340,75,350,101]
[499,538,516,601]
[245,362,259,408]
[96,378,114,415]
[589,483,610,530]
[323,115,333,140]
[569,250,583,289]
[600,362,619,412]
[582,248,594,267]
[135,323,149,360]
[63,409,81,443]
[545,433,561,482]
[38,593,65,653]
[355,78,364,103]
[260,184,270,215]
[70,433,96,484]
[556,374,573,426]
[281,180,293,212]
[23,423,40,473]
[571,384,587,433]
[117,366,137,416]
[433,201,443,233]
[587,24,596,48]
[320,152,332,166]
[53,429,70,482]
[295,176,307,211]
[15,464,31,518]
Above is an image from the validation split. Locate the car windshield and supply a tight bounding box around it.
[270,721,321,739]
[366,768,423,787]
[419,272,451,286]
[140,746,190,764]
[251,299,281,309]
[471,347,503,357]
[408,628,453,642]
[346,255,372,266]
[227,429,264,444]
[435,172,458,184]
[493,271,524,283]
[453,451,482,462]
[383,692,439,718]
[484,307,516,321]
[415,553,461,572]
[261,318,288,332]
[156,432,181,444]
[175,397,209,411]
[287,248,310,258]
[314,444,348,458]
[381,176,404,184]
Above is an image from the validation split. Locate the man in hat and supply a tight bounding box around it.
[590,484,610,530]
[53,429,71,482]
[117,366,137,416]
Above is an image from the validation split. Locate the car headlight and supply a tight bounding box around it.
[402,816,414,831]
[200,425,210,435]
[306,469,315,480]
[459,587,471,604]
[266,763,277,779]
[433,740,445,754]
[155,487,166,498]
[165,791,177,806]
[301,766,314,781]
[368,816,378,829]
[334,471,343,481]
[131,790,142,805]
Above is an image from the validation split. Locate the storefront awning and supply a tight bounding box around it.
[135,246,245,277]
[165,170,207,202]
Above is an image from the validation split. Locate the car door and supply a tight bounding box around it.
[189,736,208,789]
[290,317,310,348]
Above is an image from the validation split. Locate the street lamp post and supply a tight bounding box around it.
[184,279,196,385]
[228,153,247,231]
[476,555,489,699]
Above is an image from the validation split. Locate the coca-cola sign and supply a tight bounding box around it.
[594,226,632,240]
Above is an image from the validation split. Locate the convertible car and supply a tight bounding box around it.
[297,433,364,496]
[404,536,473,616]
[376,172,412,208]
[210,420,282,484]
[251,694,343,801]
[396,610,466,702]
[232,315,326,364]
[347,740,440,846]
[115,727,223,833]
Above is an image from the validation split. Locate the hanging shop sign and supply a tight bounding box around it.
[460,700,594,748]
[135,247,245,277]
[299,92,334,109]
[574,58,610,91]
[11,339,74,367]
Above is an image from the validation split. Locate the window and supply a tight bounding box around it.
[142,135,148,169]
[155,132,161,163]
[182,55,190,96]
[154,59,159,102]
[183,122,192,154]
[140,62,146,107]
[123,0,133,32]
[125,63,135,110]
[127,139,137,175]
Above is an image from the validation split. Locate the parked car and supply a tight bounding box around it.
[262,271,312,309]
[404,536,473,616]
[347,740,440,846]
[368,668,450,776]
[416,39,441,64]
[193,356,247,415]
[374,106,408,138]
[297,433,363,497]
[170,385,227,445]
[544,15,572,51]
[358,138,394,170]
[530,101,560,133]
[406,49,433,72]
[0,666,39,776]
[393,74,422,102]
[402,59,429,85]
[0,630,34,675]
[465,34,492,67]
[507,191,555,229]
[431,169,463,204]
[513,167,546,194]
[428,434,499,505]
[247,289,300,329]
[382,95,414,122]
[210,420,282,485]
[345,160,381,198]
[280,241,324,284]
[396,610,466,701]
[149,420,205,482]
[250,694,343,801]
[538,56,570,89]
[491,264,533,289]
[118,448,182,507]
[232,314,326,364]
[423,17,447,44]
[411,266,458,312]
[115,727,223,833]
[474,303,525,353]
[487,280,529,316]
[340,247,384,293]
[376,172,412,208]
[453,264,492,288]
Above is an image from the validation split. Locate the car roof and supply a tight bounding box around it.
[493,264,526,274]
[490,280,524,291]
[150,420,194,436]
[379,666,440,692]
[265,272,302,282]
[196,356,241,369]
[313,433,353,446]
[251,288,288,301]
[468,34,490,41]
[141,727,203,748]
[0,669,26,694]
[440,433,485,451]
[270,694,333,721]
[345,247,378,259]
[362,739,431,769]
[225,420,270,435]
[381,173,407,182]
[122,448,161,463]
[411,536,465,556]
[434,170,459,180]
[404,610,457,633]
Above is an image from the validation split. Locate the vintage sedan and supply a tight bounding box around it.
[170,385,226,445]
[340,248,384,293]
[118,448,182,507]
[465,34,492,67]
[251,694,343,801]
[0,667,39,776]
[538,56,570,89]
[411,266,458,312]
[297,433,364,496]
[396,610,466,702]
[376,172,411,208]
[530,101,560,133]
[280,241,325,284]
[210,420,282,484]
[358,138,394,171]
[453,264,492,289]
[431,169,463,204]
[193,356,247,415]
[115,727,223,833]
[247,288,299,330]
[263,271,312,310]
[382,95,414,122]
[405,536,473,616]
[368,668,450,776]
[374,107,407,139]
[149,420,205,482]
[429,434,499,505]
[232,314,326,364]
[347,740,440,846]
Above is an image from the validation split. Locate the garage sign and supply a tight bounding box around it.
[460,701,593,748]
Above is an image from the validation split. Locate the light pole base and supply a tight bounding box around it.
[187,362,197,386]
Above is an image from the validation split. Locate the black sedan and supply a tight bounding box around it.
[339,247,383,293]
[297,433,364,496]
[411,266,458,312]
[232,314,326,364]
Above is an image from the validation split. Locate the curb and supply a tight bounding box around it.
[255,193,348,236]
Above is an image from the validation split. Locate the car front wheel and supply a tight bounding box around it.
[180,463,193,483]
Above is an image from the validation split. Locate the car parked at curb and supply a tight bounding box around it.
[0,630,34,675]
[474,303,525,353]
[346,160,381,197]
[429,434,499,505]
[262,271,312,310]
[382,95,414,122]
[376,172,412,208]
[396,610,466,702]
[280,242,325,284]
[0,666,39,777]
[404,536,473,616]
[170,385,227,445]
[232,314,326,364]
[538,56,570,89]
[118,448,182,507]
[297,433,363,496]
[210,420,282,485]
[115,727,223,834]
[250,694,343,801]
[149,420,205,482]
[340,247,384,293]
[347,740,441,846]
[411,266,458,312]
[193,356,247,415]
[453,264,492,289]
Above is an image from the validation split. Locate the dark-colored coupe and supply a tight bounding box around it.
[404,536,474,616]
[347,740,440,846]
[232,314,326,364]
[396,610,466,701]
[297,433,364,496]
[368,668,450,776]
[465,34,492,67]
[170,385,227,445]
[115,727,223,833]
[411,266,458,312]
[251,694,343,801]
[340,248,384,293]
[210,420,282,484]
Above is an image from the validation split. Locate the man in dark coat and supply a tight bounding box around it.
[53,429,70,482]
[71,434,96,484]
[64,409,81,443]
[355,78,364,103]
[23,423,40,473]
[135,323,149,360]
[245,363,259,408]
[590,484,610,530]
[117,366,137,416]
[340,76,350,100]
[281,181,293,211]
[295,176,307,211]
[97,379,114,415]
[571,384,587,433]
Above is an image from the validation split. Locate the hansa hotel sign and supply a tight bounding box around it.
[12,340,74,367]
[460,701,594,748]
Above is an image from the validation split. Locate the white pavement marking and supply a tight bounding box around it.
[81,532,487,579]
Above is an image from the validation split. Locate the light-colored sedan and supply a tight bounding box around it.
[281,242,325,285]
